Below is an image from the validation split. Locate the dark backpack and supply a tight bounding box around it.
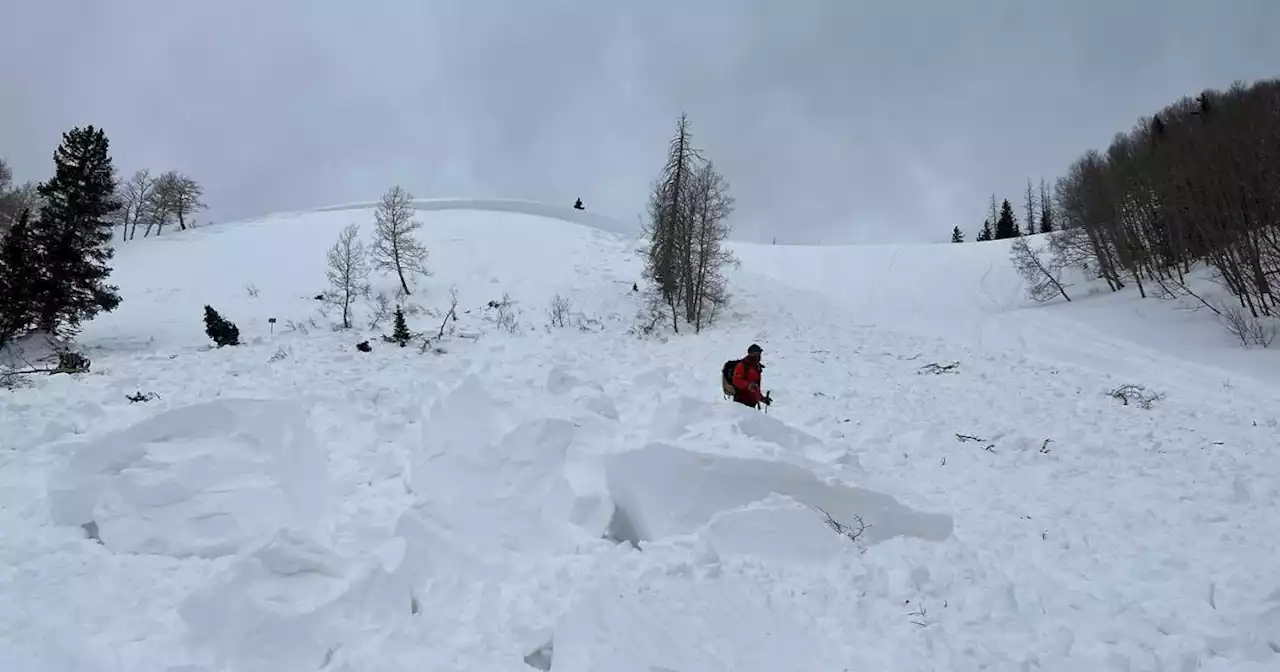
[721,359,739,395]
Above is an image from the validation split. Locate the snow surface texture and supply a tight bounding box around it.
[2,200,1280,671]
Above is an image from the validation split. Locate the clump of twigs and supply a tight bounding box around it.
[918,361,959,375]
[1107,384,1164,409]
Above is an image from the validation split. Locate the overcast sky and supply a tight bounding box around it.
[2,1,1278,244]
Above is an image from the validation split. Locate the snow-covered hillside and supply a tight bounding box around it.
[3,202,1279,671]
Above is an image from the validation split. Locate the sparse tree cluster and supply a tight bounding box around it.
[320,186,433,331]
[1047,78,1280,338]
[113,169,207,240]
[0,126,124,347]
[961,183,1055,243]
[640,113,738,334]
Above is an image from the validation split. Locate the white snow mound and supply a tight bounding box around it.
[45,398,330,558]
[604,443,952,546]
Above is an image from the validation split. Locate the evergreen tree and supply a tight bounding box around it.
[976,219,993,242]
[994,199,1019,239]
[1038,179,1055,233]
[203,305,240,347]
[0,209,39,347]
[641,113,700,333]
[30,126,123,337]
[390,305,411,347]
[950,226,964,243]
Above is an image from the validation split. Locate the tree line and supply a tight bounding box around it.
[1,159,205,243]
[1,131,211,350]
[999,76,1280,346]
[951,182,1056,244]
[1050,79,1280,316]
[0,127,125,347]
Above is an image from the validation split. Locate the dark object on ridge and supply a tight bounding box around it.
[573,198,584,210]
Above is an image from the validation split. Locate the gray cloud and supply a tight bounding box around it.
[2,0,1277,243]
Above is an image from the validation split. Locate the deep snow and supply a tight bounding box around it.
[2,202,1279,671]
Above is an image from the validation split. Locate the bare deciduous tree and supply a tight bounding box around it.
[0,162,40,237]
[1010,237,1072,303]
[371,185,430,296]
[152,171,206,232]
[114,169,157,241]
[684,159,737,332]
[324,223,370,329]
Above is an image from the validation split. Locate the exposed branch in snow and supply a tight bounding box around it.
[955,433,985,443]
[436,287,459,341]
[814,505,870,545]
[126,390,160,403]
[918,361,959,375]
[907,602,929,627]
[1107,384,1164,409]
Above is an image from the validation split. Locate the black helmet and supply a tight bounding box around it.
[747,343,763,355]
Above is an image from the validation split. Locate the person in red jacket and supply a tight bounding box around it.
[731,343,769,408]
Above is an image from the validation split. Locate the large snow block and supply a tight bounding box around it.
[702,493,849,564]
[45,398,330,558]
[179,529,356,672]
[603,443,951,546]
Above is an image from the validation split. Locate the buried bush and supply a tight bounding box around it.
[203,305,240,347]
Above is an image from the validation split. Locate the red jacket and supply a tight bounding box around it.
[732,360,762,405]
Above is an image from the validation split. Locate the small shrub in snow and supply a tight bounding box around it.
[366,291,392,330]
[268,346,290,363]
[245,283,260,298]
[547,293,572,328]
[1217,303,1277,348]
[356,340,372,353]
[54,349,91,374]
[488,293,520,333]
[126,390,160,403]
[203,305,240,347]
[1107,383,1163,409]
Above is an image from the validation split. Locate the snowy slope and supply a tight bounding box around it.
[3,202,1280,671]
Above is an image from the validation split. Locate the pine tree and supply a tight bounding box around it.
[1038,178,1055,234]
[203,305,240,347]
[1023,179,1038,236]
[390,305,411,347]
[641,113,700,333]
[30,126,123,337]
[0,209,39,347]
[950,225,964,243]
[976,219,993,242]
[994,199,1019,239]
